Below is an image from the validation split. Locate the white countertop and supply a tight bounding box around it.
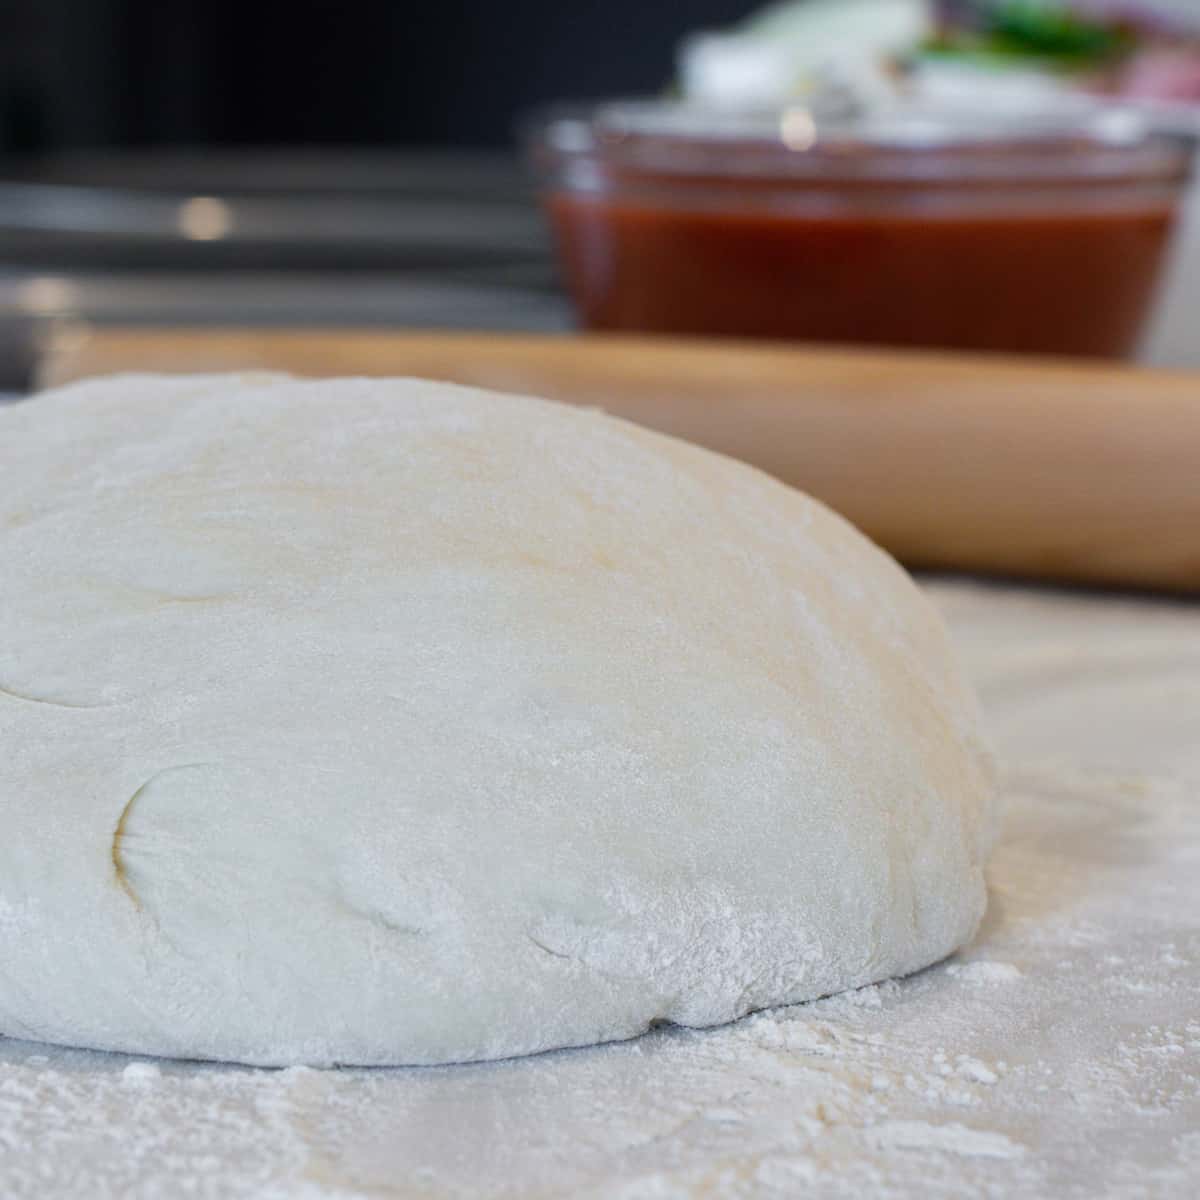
[3,580,1198,1199]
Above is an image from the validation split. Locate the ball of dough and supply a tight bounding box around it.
[0,373,995,1066]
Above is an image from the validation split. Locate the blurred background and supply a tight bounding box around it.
[0,1,757,149]
[1,0,1199,390]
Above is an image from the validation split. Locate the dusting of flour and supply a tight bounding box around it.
[2,763,1197,1199]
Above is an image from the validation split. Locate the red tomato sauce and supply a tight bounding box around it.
[547,190,1177,357]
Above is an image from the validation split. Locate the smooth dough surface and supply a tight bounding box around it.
[0,373,995,1066]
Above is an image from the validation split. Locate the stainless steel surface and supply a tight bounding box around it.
[0,270,568,329]
[0,150,568,390]
[0,151,550,270]
[3,149,537,199]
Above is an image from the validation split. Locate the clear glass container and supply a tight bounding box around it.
[527,100,1194,357]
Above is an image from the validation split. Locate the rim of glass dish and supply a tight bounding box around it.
[526,99,1195,186]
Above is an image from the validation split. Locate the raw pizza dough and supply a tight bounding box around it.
[0,373,995,1066]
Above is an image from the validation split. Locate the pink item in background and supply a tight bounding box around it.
[1122,47,1200,99]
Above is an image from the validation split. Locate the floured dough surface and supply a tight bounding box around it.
[0,374,994,1066]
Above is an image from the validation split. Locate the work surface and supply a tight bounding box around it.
[3,579,1198,1199]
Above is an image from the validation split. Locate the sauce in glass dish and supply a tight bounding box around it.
[529,103,1193,357]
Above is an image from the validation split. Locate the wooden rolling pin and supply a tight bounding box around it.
[40,326,1200,592]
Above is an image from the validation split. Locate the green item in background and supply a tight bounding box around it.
[989,2,1131,59]
[929,1,1136,68]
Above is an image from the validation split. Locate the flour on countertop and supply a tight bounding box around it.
[867,1121,1026,1159]
[2,761,1197,1199]
[119,1062,162,1087]
[944,961,1022,984]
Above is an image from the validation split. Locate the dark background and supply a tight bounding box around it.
[0,0,753,154]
